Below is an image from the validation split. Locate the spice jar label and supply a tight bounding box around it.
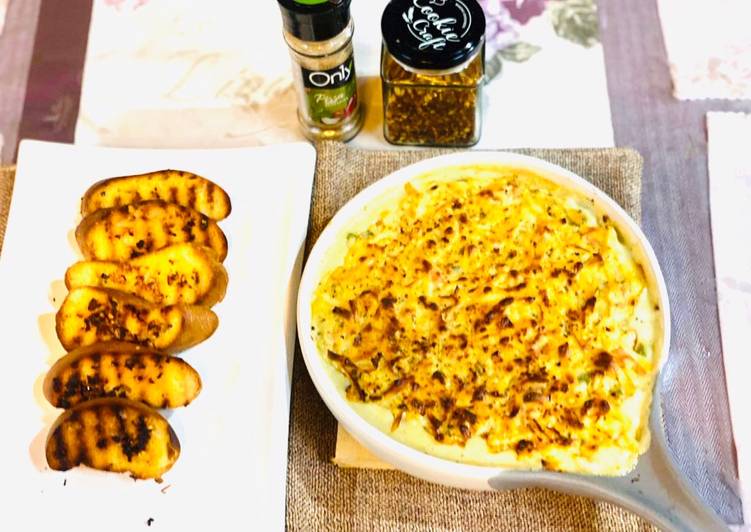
[401,0,474,52]
[300,55,358,125]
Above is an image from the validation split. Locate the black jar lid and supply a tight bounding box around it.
[278,0,352,42]
[382,0,485,71]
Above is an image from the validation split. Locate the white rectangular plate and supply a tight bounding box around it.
[0,140,316,531]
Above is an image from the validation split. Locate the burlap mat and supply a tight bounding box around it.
[0,166,16,258]
[287,142,656,532]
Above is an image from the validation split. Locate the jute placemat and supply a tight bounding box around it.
[287,142,656,532]
[0,165,15,258]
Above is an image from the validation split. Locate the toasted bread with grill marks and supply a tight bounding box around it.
[75,200,228,263]
[81,169,231,220]
[56,287,218,353]
[65,244,228,307]
[46,397,180,479]
[44,341,202,409]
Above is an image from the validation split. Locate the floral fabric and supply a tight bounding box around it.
[479,0,599,81]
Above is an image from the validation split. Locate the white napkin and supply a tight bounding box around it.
[74,0,300,147]
[707,112,751,527]
[657,0,751,100]
[75,0,614,149]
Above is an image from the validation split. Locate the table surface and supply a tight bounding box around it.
[1,0,751,527]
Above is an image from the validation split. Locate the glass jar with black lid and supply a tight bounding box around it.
[380,0,486,147]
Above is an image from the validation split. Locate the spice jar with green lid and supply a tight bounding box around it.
[380,0,486,147]
[278,0,363,142]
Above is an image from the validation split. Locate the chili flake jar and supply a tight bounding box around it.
[381,0,486,147]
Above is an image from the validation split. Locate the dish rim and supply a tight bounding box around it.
[296,150,671,488]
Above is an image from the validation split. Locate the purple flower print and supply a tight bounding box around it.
[478,0,520,56]
[502,0,548,25]
[480,0,545,81]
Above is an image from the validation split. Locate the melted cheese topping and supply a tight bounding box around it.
[311,166,660,475]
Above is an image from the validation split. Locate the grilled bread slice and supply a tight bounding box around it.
[81,169,231,220]
[46,397,180,479]
[75,200,228,263]
[56,287,218,353]
[44,341,202,409]
[65,244,228,307]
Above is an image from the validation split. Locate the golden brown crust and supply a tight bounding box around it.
[81,169,231,220]
[55,287,218,353]
[75,200,228,263]
[312,170,658,474]
[45,397,180,479]
[65,244,228,307]
[43,341,202,409]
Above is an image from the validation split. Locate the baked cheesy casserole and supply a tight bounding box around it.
[311,165,661,475]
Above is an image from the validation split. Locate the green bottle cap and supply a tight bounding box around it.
[278,0,351,42]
